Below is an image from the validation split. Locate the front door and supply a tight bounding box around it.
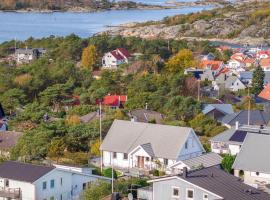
[137,156,144,168]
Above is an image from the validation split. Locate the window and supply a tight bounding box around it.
[60,195,62,200]
[123,153,128,160]
[256,172,260,176]
[5,179,9,187]
[164,158,168,165]
[60,178,63,186]
[172,187,180,198]
[113,152,117,159]
[185,141,188,149]
[203,193,208,200]
[83,183,87,190]
[145,157,150,162]
[50,179,55,189]
[42,181,47,190]
[186,189,194,199]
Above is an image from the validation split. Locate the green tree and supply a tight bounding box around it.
[82,180,111,200]
[81,45,98,70]
[221,155,236,174]
[251,66,265,95]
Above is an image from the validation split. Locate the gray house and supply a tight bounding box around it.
[210,124,270,155]
[233,133,270,194]
[15,48,46,64]
[128,109,164,124]
[138,166,270,200]
[202,104,234,122]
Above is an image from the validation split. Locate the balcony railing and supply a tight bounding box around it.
[0,187,21,199]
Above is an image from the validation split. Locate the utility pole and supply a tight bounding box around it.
[111,152,114,194]
[99,102,103,172]
[197,80,200,101]
[248,87,251,125]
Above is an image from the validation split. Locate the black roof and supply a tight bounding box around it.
[0,161,55,183]
[229,130,248,142]
[0,103,5,119]
[180,167,270,200]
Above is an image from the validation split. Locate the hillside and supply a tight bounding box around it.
[105,1,270,45]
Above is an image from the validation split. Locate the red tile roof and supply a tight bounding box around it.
[100,95,127,107]
[117,48,131,58]
[260,58,270,67]
[110,50,125,60]
[258,84,270,101]
[200,60,223,70]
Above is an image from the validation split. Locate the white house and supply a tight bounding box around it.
[102,48,131,69]
[101,120,205,174]
[233,133,270,194]
[0,161,110,200]
[210,123,270,155]
[213,74,246,92]
[15,48,46,64]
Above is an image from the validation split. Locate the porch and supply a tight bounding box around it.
[0,187,21,199]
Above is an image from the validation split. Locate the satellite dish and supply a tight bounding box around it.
[128,193,133,200]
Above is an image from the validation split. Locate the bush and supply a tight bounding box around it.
[82,180,111,200]
[221,155,236,174]
[103,167,118,179]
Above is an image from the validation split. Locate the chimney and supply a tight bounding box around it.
[211,172,214,177]
[235,121,239,130]
[183,167,187,178]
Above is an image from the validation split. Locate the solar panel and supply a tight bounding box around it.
[229,130,247,142]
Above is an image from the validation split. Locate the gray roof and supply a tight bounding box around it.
[101,120,197,160]
[222,110,270,126]
[233,133,270,174]
[211,125,270,143]
[240,71,270,85]
[0,161,55,183]
[141,143,155,157]
[182,153,222,169]
[129,109,164,124]
[182,167,270,200]
[80,112,98,123]
[15,48,38,55]
[202,104,234,115]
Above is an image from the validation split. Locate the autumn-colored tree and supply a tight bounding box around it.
[14,74,32,87]
[66,114,81,125]
[48,138,66,163]
[90,139,101,157]
[166,49,195,73]
[81,45,98,70]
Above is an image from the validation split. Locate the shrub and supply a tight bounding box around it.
[221,155,236,174]
[102,167,118,179]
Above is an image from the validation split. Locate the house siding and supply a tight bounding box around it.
[152,178,221,200]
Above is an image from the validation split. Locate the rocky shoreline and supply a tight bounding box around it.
[102,0,270,46]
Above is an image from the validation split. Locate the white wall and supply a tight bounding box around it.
[0,178,35,200]
[228,144,241,155]
[103,150,129,168]
[178,131,204,161]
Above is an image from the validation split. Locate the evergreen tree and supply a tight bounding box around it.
[251,66,264,95]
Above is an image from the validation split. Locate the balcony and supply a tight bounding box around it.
[0,187,21,199]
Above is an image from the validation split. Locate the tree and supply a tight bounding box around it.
[251,66,264,95]
[90,139,101,157]
[165,49,195,73]
[48,138,66,163]
[221,155,236,174]
[81,45,98,70]
[82,180,111,200]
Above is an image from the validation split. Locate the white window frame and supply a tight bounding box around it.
[172,186,180,198]
[186,188,194,200]
[203,193,208,200]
